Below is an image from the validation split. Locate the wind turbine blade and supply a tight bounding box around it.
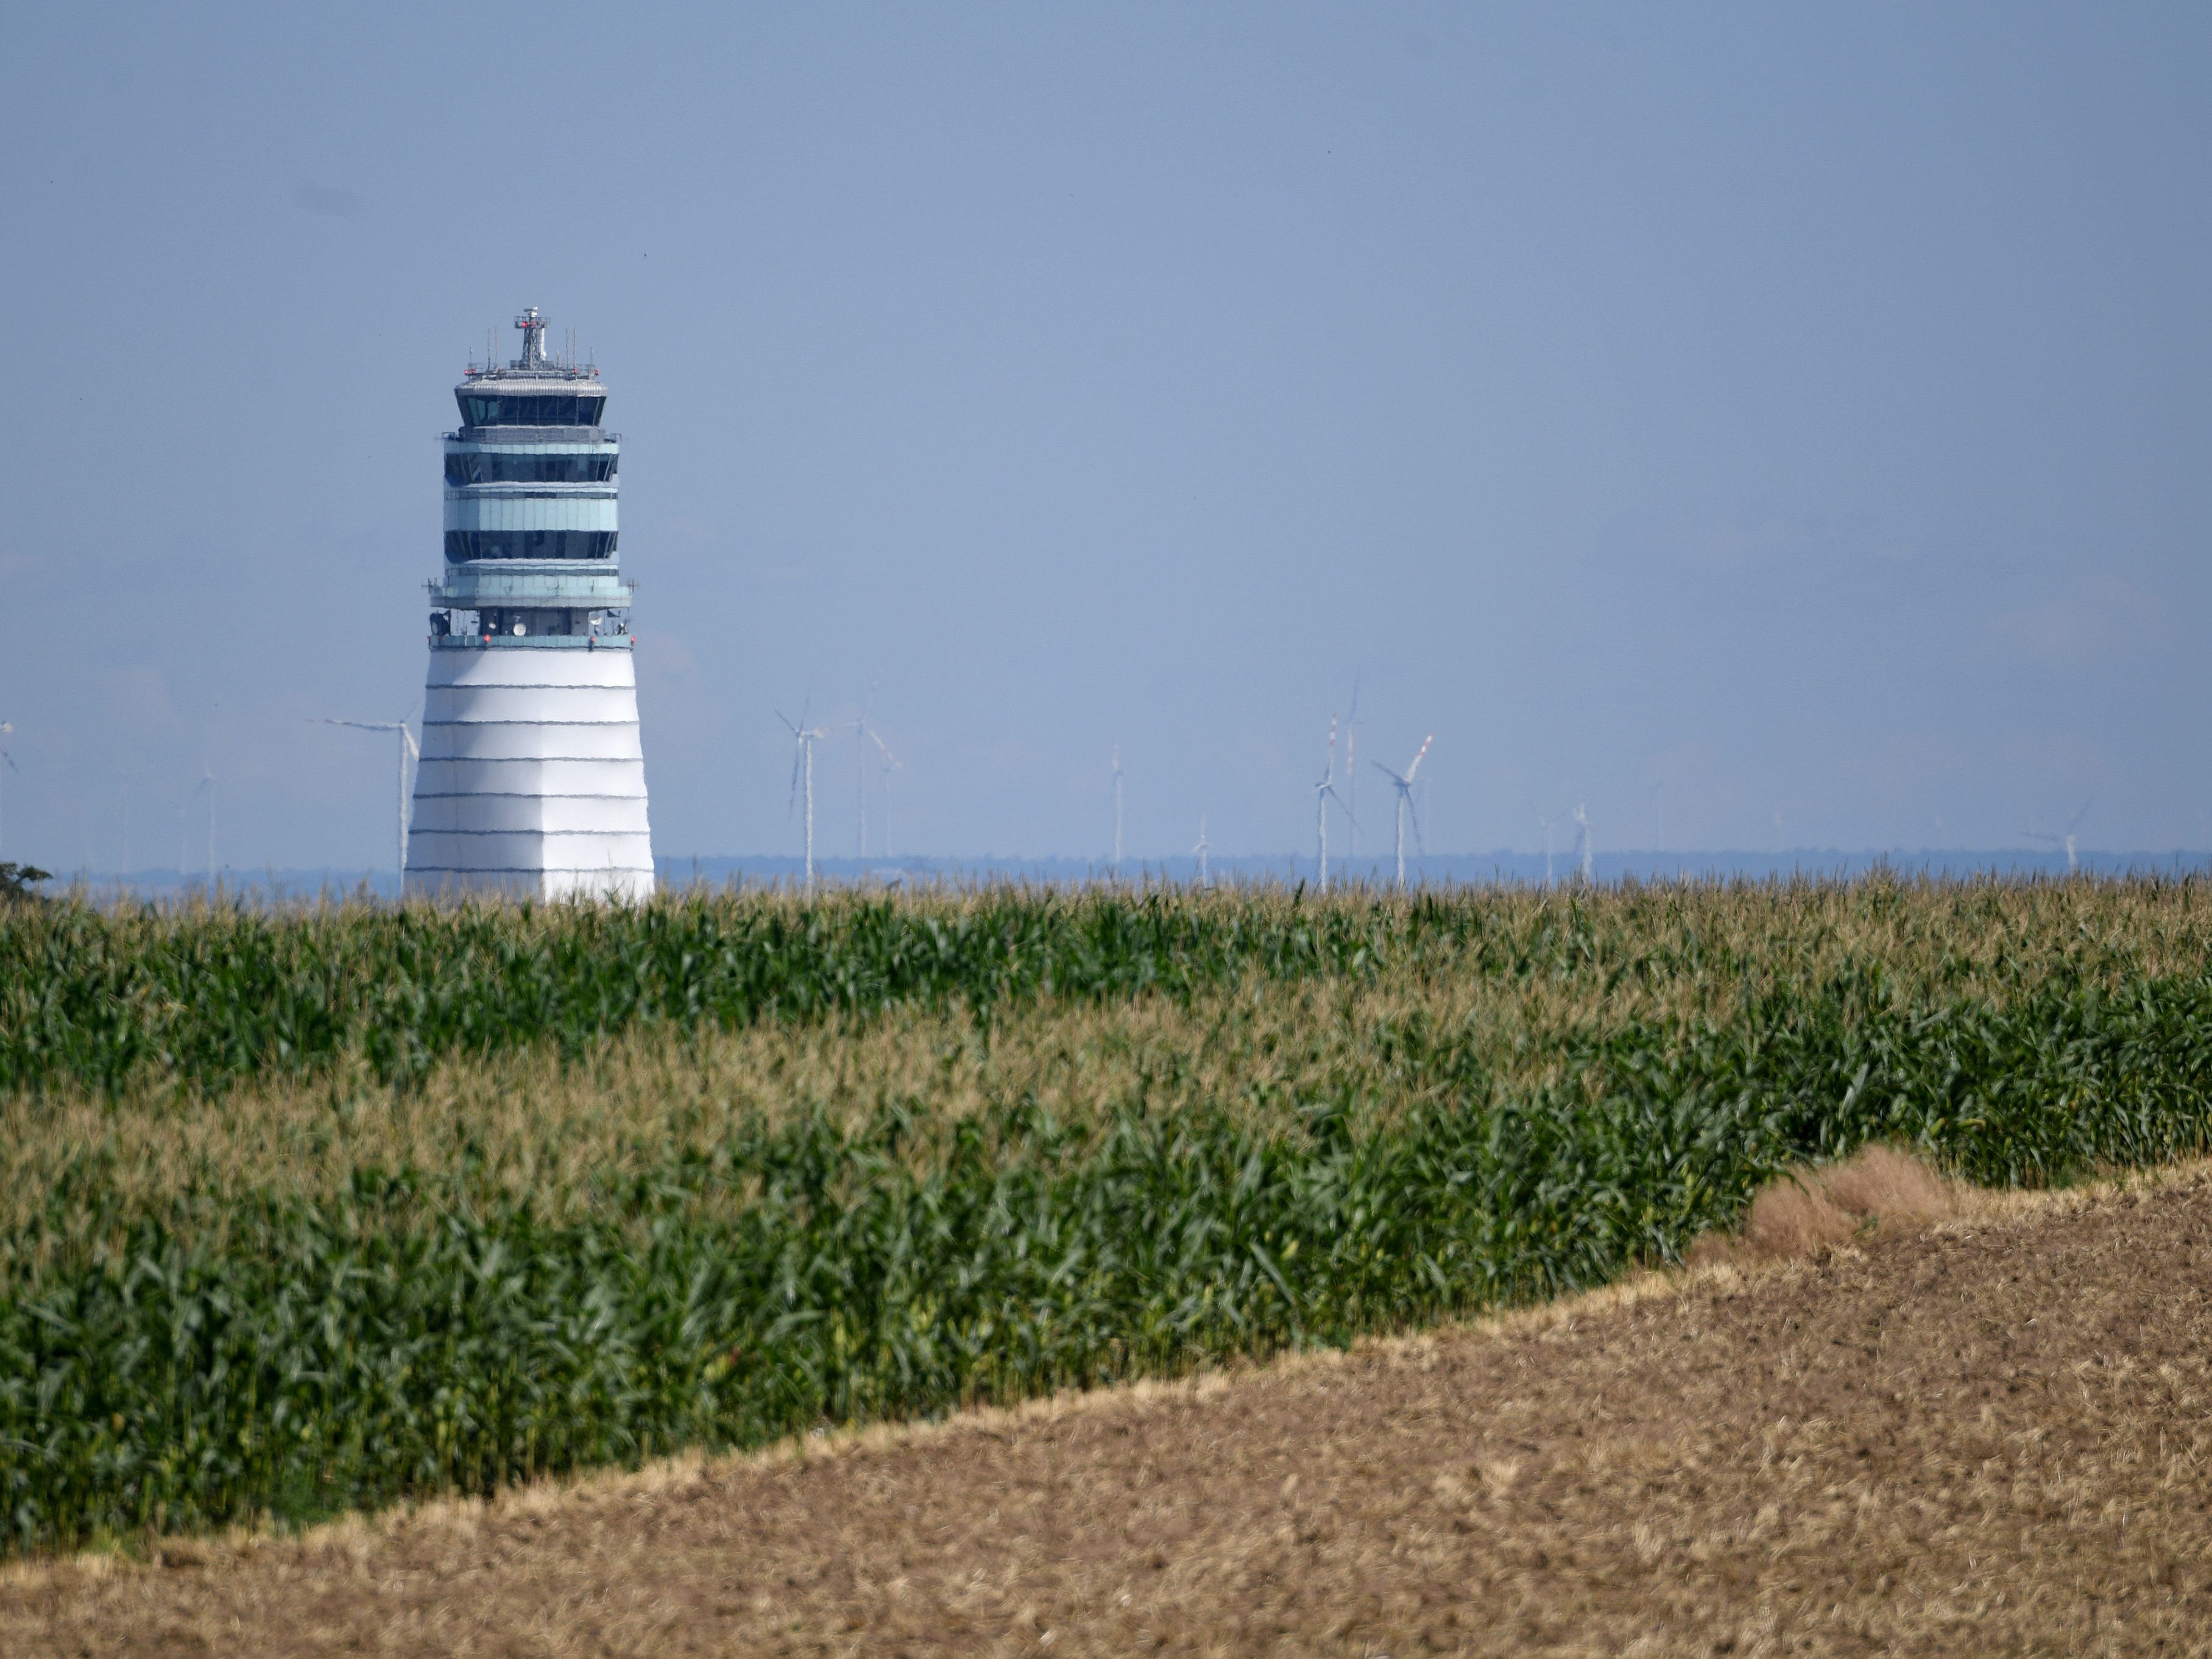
[1371,760,1407,785]
[1408,798,1427,857]
[1403,734,1434,782]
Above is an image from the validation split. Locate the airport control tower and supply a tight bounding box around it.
[405,308,655,900]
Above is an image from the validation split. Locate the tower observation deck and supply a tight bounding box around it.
[404,308,655,899]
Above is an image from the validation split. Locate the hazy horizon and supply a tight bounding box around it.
[32,847,2205,905]
[4,4,2207,874]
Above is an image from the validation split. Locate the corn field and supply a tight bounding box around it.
[3,879,2210,1554]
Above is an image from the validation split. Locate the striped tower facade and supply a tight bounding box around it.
[405,308,655,901]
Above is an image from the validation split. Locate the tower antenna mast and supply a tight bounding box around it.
[513,306,549,369]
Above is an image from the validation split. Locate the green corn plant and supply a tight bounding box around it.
[4,877,2212,1554]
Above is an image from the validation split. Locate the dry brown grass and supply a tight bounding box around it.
[1689,1144,1961,1264]
[10,1158,2211,1656]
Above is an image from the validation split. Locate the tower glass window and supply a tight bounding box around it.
[443,529,617,562]
[456,392,607,426]
[445,451,618,485]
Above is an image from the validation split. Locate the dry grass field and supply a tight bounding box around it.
[10,1153,2210,1658]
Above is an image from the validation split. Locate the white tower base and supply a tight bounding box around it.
[406,645,654,902]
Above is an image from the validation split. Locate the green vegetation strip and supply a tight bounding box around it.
[3,884,2210,1554]
[10,878,2202,1098]
[2,889,1412,1095]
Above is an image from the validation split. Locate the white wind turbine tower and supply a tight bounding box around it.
[2028,799,2092,874]
[849,689,883,858]
[780,707,829,891]
[851,715,869,859]
[0,720,13,861]
[1537,812,1563,888]
[868,728,902,859]
[192,766,216,885]
[1312,716,1353,894]
[1571,803,1593,884]
[1343,676,1363,862]
[1192,814,1212,886]
[317,717,420,891]
[1111,743,1125,879]
[2059,799,2089,874]
[1371,734,1433,891]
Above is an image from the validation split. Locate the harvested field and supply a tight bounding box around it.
[10,1161,2211,1657]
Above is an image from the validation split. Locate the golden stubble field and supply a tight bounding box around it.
[10,1158,2210,1658]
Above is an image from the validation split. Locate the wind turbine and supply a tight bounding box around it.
[1111,743,1125,879]
[849,687,882,858]
[0,720,13,861]
[2028,799,2093,874]
[317,717,420,890]
[851,715,869,858]
[779,707,829,891]
[867,727,902,860]
[1571,803,1593,885]
[192,766,216,885]
[1537,812,1563,887]
[2061,799,2089,874]
[1342,676,1363,862]
[1312,716,1353,894]
[1371,734,1433,891]
[1193,813,1212,886]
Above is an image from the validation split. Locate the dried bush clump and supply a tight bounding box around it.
[1692,1144,1960,1264]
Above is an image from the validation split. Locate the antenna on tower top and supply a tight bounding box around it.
[513,306,548,369]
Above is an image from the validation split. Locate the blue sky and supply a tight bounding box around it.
[4,4,2208,871]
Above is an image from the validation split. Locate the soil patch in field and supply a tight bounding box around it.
[7,1161,2210,1657]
